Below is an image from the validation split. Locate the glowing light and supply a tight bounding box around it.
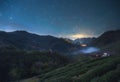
[69,33,93,40]
[81,44,87,47]
[60,33,94,40]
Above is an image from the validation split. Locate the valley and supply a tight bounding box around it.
[0,30,120,82]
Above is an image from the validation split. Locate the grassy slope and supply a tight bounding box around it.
[20,56,120,82]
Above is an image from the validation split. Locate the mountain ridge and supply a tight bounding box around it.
[91,29,120,46]
[0,30,77,53]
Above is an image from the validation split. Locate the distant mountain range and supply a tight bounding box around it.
[73,38,96,45]
[73,30,120,47]
[0,30,78,53]
[0,29,120,53]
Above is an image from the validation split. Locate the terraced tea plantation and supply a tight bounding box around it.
[20,56,120,82]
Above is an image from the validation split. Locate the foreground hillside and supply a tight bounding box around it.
[0,29,120,82]
[0,49,69,82]
[20,56,120,82]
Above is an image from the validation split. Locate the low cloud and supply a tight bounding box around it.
[80,47,100,54]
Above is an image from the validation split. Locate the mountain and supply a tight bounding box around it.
[74,38,96,45]
[92,30,120,47]
[63,38,73,44]
[0,30,77,53]
[1,29,120,82]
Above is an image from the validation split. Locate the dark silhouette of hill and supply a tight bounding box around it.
[0,30,77,53]
[0,50,69,82]
[92,30,120,47]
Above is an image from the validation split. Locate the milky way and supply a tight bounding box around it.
[0,0,120,39]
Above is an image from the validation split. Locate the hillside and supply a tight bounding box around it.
[92,30,120,47]
[16,29,120,82]
[0,30,77,53]
[101,41,120,54]
[0,49,69,82]
[0,29,120,82]
[20,56,120,82]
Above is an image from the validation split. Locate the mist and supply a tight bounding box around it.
[80,47,100,54]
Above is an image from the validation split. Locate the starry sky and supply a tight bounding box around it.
[0,0,120,39]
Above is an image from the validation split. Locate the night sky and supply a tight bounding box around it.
[0,0,120,39]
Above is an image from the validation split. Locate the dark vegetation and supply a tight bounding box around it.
[0,31,78,53]
[0,29,120,82]
[0,48,69,82]
[101,41,120,54]
[36,56,120,82]
[18,30,120,82]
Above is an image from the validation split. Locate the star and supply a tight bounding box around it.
[9,17,13,20]
[0,0,119,39]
